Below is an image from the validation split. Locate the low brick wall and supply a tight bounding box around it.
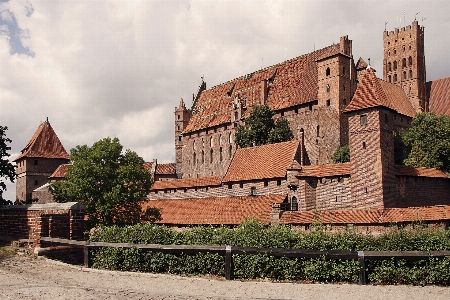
[0,202,85,247]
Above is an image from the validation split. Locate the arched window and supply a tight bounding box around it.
[402,58,407,68]
[409,70,413,78]
[403,71,407,80]
[388,75,392,83]
[388,51,390,57]
[316,125,320,137]
[388,62,392,71]
[409,56,412,66]
[393,74,397,82]
[193,153,196,166]
[210,149,213,163]
[210,136,213,147]
[201,150,204,164]
[326,84,330,93]
[326,67,330,76]
[394,49,397,55]
[393,61,397,70]
[291,196,298,211]
[229,132,233,144]
[229,145,233,158]
[219,147,223,162]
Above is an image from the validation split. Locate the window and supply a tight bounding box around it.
[291,196,298,211]
[363,142,366,149]
[316,125,320,137]
[326,67,330,76]
[409,70,413,78]
[178,136,182,142]
[34,180,38,186]
[193,153,196,166]
[326,99,330,106]
[250,187,256,196]
[343,66,346,75]
[402,58,406,68]
[239,183,243,188]
[309,104,313,111]
[228,184,232,189]
[177,114,180,120]
[229,145,233,158]
[393,61,397,70]
[388,75,391,83]
[34,160,38,166]
[210,149,213,163]
[393,74,397,82]
[326,84,330,93]
[234,111,238,121]
[388,62,392,71]
[409,56,412,66]
[277,180,282,186]
[219,147,223,162]
[264,181,268,187]
[281,111,284,117]
[201,150,204,164]
[403,71,407,80]
[394,49,397,55]
[343,84,346,91]
[210,136,213,147]
[360,114,367,126]
[219,134,222,145]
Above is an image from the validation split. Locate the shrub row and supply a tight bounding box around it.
[89,220,450,285]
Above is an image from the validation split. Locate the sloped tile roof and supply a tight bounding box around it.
[344,67,416,117]
[427,76,450,116]
[223,140,300,182]
[15,121,70,161]
[280,205,450,225]
[297,163,350,177]
[355,57,368,70]
[151,176,222,190]
[49,164,71,179]
[184,44,342,133]
[394,165,448,178]
[143,162,177,175]
[143,194,287,225]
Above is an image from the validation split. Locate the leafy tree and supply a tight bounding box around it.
[0,126,15,204]
[234,105,294,148]
[401,113,450,172]
[332,144,350,164]
[50,137,159,228]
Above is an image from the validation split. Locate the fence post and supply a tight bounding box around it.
[358,251,366,285]
[225,245,233,280]
[84,242,90,268]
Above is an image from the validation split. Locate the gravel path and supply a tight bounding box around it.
[1,253,450,300]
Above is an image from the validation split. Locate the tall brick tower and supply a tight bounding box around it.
[383,20,427,112]
[14,119,70,203]
[174,99,191,178]
[344,68,415,208]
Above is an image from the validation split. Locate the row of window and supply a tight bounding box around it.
[325,66,346,77]
[193,132,233,150]
[388,70,413,83]
[192,146,232,166]
[154,180,283,194]
[387,44,413,56]
[387,57,413,71]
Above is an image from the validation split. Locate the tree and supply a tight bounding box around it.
[332,144,350,163]
[0,126,15,204]
[400,112,450,172]
[234,105,294,148]
[50,137,159,228]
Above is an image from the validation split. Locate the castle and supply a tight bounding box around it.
[16,21,450,229]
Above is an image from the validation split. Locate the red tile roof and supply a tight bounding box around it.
[223,140,300,182]
[394,165,448,178]
[355,57,368,70]
[344,68,416,117]
[14,121,70,161]
[280,205,450,225]
[143,162,177,175]
[297,163,350,177]
[184,44,343,133]
[427,76,450,116]
[49,164,71,179]
[151,176,222,190]
[143,194,287,225]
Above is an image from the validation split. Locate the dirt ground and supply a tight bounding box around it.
[1,252,450,300]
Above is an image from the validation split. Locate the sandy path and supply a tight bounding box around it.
[0,254,449,300]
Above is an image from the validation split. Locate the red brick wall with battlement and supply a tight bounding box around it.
[0,202,85,247]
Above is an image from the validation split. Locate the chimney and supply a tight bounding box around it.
[151,159,157,174]
[261,79,268,105]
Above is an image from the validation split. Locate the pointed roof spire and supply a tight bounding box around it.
[343,68,416,117]
[14,121,70,161]
[179,98,186,109]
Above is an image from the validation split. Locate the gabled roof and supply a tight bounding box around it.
[223,140,300,182]
[297,163,351,178]
[49,164,71,179]
[344,67,416,117]
[14,121,70,161]
[143,162,177,175]
[427,76,450,116]
[280,205,450,225]
[151,176,222,190]
[355,57,368,70]
[143,194,287,225]
[394,165,448,178]
[184,44,343,133]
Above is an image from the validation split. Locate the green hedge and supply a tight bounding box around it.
[89,220,450,285]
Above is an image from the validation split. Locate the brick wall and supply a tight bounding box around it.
[395,176,450,207]
[0,202,85,246]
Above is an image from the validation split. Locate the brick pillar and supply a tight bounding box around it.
[69,210,85,240]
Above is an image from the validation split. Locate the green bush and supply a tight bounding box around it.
[89,220,450,285]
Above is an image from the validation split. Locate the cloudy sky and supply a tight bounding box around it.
[1,0,450,201]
